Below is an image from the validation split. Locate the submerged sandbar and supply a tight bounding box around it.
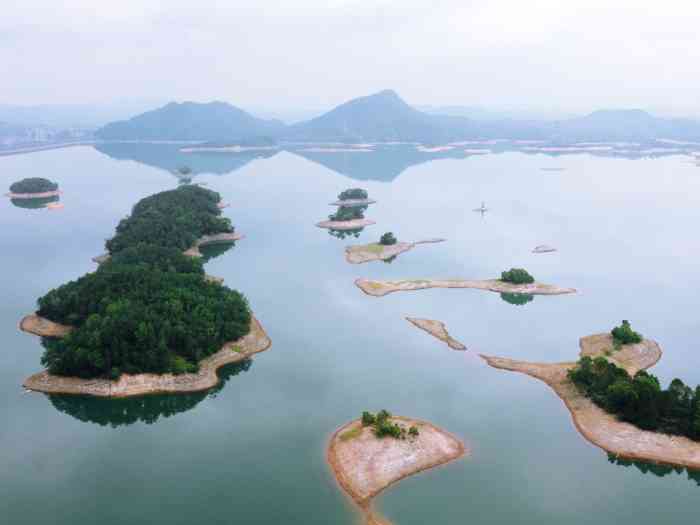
[355,278,576,297]
[345,239,445,264]
[22,315,270,397]
[478,335,700,470]
[406,317,465,350]
[328,416,465,524]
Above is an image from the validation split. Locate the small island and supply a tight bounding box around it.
[406,317,466,350]
[328,410,466,525]
[346,232,445,264]
[6,177,61,199]
[317,188,376,231]
[355,269,575,297]
[480,321,700,470]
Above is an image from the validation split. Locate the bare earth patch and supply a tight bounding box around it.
[316,218,376,230]
[328,416,466,525]
[479,335,700,470]
[345,239,445,264]
[22,315,270,397]
[355,278,576,297]
[406,317,466,351]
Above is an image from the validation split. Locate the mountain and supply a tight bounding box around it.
[284,90,481,143]
[95,101,286,141]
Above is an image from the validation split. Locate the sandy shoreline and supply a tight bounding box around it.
[6,190,62,199]
[21,315,270,397]
[345,239,445,264]
[406,317,465,350]
[355,278,576,297]
[329,198,377,207]
[316,218,376,230]
[327,416,466,525]
[479,335,700,470]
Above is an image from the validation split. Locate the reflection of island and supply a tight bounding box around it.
[328,411,466,525]
[47,359,252,427]
[93,143,279,178]
[499,292,535,306]
[10,195,61,209]
[607,453,700,487]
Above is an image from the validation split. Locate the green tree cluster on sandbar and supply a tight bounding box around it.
[611,320,643,345]
[568,356,700,439]
[338,188,368,201]
[106,185,233,254]
[379,232,397,245]
[500,268,535,284]
[9,177,58,194]
[329,206,366,222]
[360,410,419,440]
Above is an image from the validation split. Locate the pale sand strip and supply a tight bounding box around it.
[355,278,576,297]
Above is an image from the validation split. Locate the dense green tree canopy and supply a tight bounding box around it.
[106,185,233,254]
[500,268,535,284]
[611,320,643,345]
[338,188,368,201]
[9,177,58,194]
[379,232,397,245]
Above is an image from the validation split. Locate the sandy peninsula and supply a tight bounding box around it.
[406,317,465,350]
[92,231,244,263]
[345,239,445,264]
[328,416,466,525]
[22,315,270,397]
[478,335,700,470]
[316,218,376,230]
[355,278,576,298]
[5,190,62,199]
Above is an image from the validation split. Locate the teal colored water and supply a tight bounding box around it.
[2,145,700,524]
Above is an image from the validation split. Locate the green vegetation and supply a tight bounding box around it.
[9,177,58,194]
[328,227,363,239]
[329,206,365,222]
[568,356,700,439]
[338,188,368,201]
[379,232,397,245]
[340,426,363,442]
[105,185,232,254]
[500,292,534,306]
[611,320,643,345]
[11,195,59,209]
[359,409,419,440]
[500,268,535,284]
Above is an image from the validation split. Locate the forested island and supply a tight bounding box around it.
[328,410,465,525]
[317,188,376,231]
[22,186,268,397]
[7,177,60,198]
[480,322,700,470]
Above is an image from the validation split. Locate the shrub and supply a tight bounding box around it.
[361,411,376,426]
[500,268,535,284]
[338,188,368,201]
[408,426,419,437]
[379,232,397,245]
[611,320,643,345]
[329,206,365,222]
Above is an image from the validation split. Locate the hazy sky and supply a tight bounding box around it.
[3,1,700,115]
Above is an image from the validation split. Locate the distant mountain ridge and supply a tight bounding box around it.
[94,90,700,144]
[95,101,285,141]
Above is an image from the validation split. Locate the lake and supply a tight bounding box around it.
[2,144,700,524]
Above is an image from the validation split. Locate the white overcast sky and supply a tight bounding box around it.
[3,0,700,115]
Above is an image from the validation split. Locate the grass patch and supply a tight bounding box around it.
[339,427,363,442]
[231,345,243,353]
[365,243,384,254]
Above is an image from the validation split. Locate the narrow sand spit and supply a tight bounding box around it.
[92,232,244,263]
[355,278,576,297]
[532,245,557,253]
[22,315,270,397]
[328,417,466,525]
[5,190,62,199]
[329,198,377,207]
[316,218,376,230]
[406,317,465,350]
[345,239,445,264]
[479,335,700,470]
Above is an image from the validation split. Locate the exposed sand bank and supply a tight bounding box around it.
[406,317,465,350]
[22,315,270,397]
[345,239,445,264]
[316,218,376,230]
[328,416,466,525]
[5,190,62,199]
[355,278,576,297]
[478,336,700,470]
[329,198,377,207]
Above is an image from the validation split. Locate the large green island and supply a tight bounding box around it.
[21,185,269,397]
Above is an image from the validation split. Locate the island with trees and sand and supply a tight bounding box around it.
[328,409,466,525]
[6,177,61,199]
[355,268,575,297]
[345,232,446,264]
[480,321,700,470]
[406,317,466,350]
[21,187,268,398]
[317,187,376,231]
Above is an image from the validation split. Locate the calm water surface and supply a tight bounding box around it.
[1,145,700,524]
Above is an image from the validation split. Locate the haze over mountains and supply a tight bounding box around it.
[93,89,700,145]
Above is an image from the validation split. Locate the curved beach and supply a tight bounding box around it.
[22,315,270,397]
[355,278,576,297]
[345,239,445,264]
[328,416,466,525]
[478,335,700,470]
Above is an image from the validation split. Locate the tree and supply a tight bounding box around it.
[611,320,642,345]
[338,188,368,201]
[379,232,397,245]
[500,268,535,284]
